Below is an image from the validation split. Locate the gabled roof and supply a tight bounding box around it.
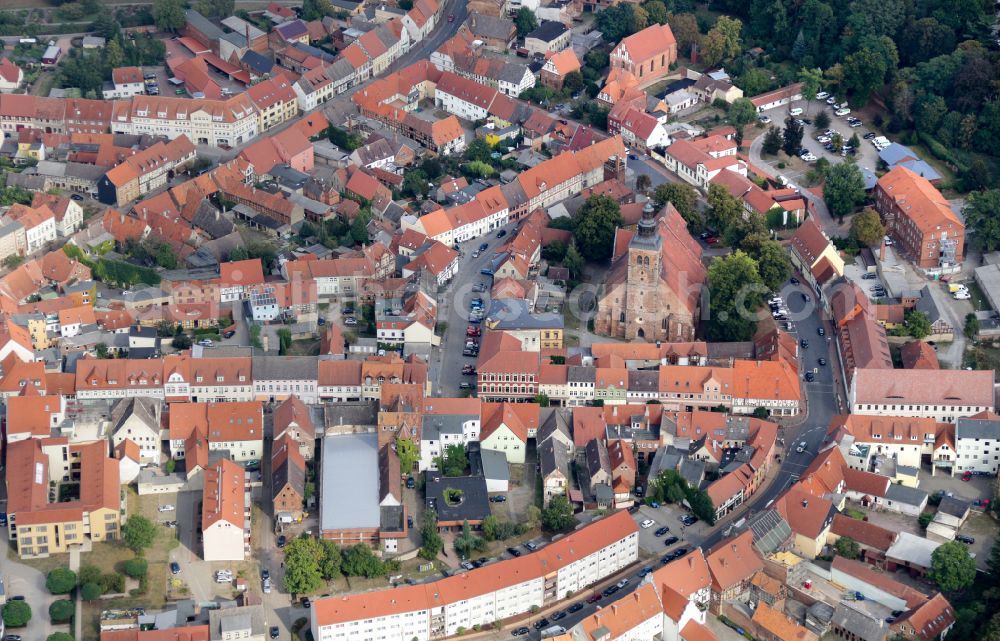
[613,23,676,63]
[202,458,245,529]
[706,529,763,592]
[274,395,315,440]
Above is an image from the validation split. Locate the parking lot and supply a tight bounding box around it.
[630,503,710,558]
[756,96,881,187]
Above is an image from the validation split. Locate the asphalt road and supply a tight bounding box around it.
[432,221,519,397]
[627,153,676,190]
[699,275,842,551]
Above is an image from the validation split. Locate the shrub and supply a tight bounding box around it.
[49,599,75,623]
[81,582,102,601]
[122,558,148,579]
[2,600,31,627]
[46,568,78,595]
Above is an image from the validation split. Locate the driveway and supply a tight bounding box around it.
[1,537,57,640]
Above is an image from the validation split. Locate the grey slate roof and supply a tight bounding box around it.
[241,50,274,75]
[252,355,319,380]
[537,408,572,446]
[538,437,570,482]
[422,413,474,441]
[485,298,563,330]
[499,62,529,85]
[527,20,568,43]
[468,14,515,41]
[832,604,888,641]
[424,472,491,522]
[478,448,510,482]
[627,370,658,393]
[937,495,970,518]
[185,9,223,41]
[192,201,234,239]
[272,440,305,503]
[885,483,928,507]
[956,416,1000,440]
[567,365,595,384]
[915,286,944,323]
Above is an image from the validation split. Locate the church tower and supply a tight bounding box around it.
[627,202,661,284]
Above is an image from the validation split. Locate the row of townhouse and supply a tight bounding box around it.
[829,411,1000,478]
[70,352,387,404]
[403,135,628,246]
[311,510,639,641]
[477,337,802,416]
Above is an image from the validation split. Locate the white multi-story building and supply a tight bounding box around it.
[311,511,639,641]
[420,413,480,471]
[317,361,363,402]
[111,94,259,147]
[252,356,319,404]
[955,415,1000,476]
[850,368,995,423]
[202,458,249,562]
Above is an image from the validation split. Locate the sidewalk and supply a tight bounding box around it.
[70,547,82,641]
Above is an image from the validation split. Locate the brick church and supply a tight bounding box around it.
[594,202,706,342]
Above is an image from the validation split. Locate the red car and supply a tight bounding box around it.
[704,236,720,245]
[962,471,972,481]
[586,593,602,603]
[448,14,455,21]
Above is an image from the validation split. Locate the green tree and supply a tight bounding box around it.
[401,169,430,198]
[798,67,823,113]
[928,541,976,592]
[541,495,575,532]
[762,126,782,155]
[736,67,770,96]
[2,254,23,269]
[350,210,371,245]
[727,97,757,129]
[91,13,120,39]
[542,239,567,263]
[644,0,668,24]
[849,208,885,247]
[342,544,388,577]
[669,13,701,55]
[534,393,551,407]
[706,250,766,341]
[904,310,932,340]
[171,333,192,350]
[814,110,830,129]
[753,240,792,291]
[823,162,866,220]
[49,599,75,624]
[563,242,584,280]
[277,327,292,355]
[122,515,157,554]
[453,520,486,558]
[396,436,418,473]
[47,568,78,595]
[965,313,980,340]
[105,37,125,69]
[562,71,584,96]
[782,115,804,157]
[122,558,148,578]
[302,0,336,20]
[842,47,890,104]
[78,565,101,587]
[95,342,109,359]
[81,582,103,601]
[918,511,934,529]
[319,540,342,580]
[283,536,325,594]
[156,242,177,269]
[687,489,715,525]
[835,536,861,559]
[701,16,743,66]
[636,174,651,193]
[963,190,1000,252]
[152,0,185,31]
[515,7,538,37]
[48,634,75,641]
[482,515,523,541]
[652,183,700,229]
[2,600,31,627]
[435,444,468,476]
[706,183,743,237]
[195,0,234,17]
[419,509,444,560]
[573,195,623,262]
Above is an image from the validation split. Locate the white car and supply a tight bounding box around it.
[789,107,803,116]
[758,115,772,124]
[954,292,971,300]
[158,504,175,512]
[801,153,817,162]
[835,108,852,116]
[826,96,837,105]
[815,91,829,100]
[640,519,656,529]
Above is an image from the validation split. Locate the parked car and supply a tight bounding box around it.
[641,519,656,528]
[270,627,280,639]
[956,534,975,544]
[300,597,311,608]
[815,91,829,100]
[158,504,175,512]
[654,526,669,536]
[511,627,530,636]
[507,547,522,557]
[789,107,803,116]
[277,535,287,547]
[663,536,679,546]
[406,476,415,488]
[817,327,825,336]
[835,107,852,116]
[818,358,826,366]
[170,562,181,575]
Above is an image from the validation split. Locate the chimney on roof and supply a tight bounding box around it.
[802,499,808,508]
